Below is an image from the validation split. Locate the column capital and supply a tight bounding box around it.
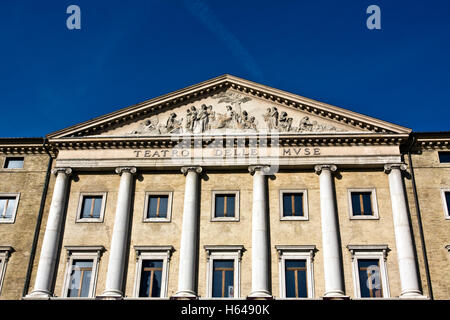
[314,164,337,175]
[248,165,271,175]
[180,166,202,175]
[115,167,137,175]
[50,167,72,176]
[384,163,407,174]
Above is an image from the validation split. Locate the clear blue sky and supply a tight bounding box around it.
[1,0,449,137]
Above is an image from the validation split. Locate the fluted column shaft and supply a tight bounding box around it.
[248,165,272,298]
[315,164,346,298]
[174,166,202,298]
[384,163,424,298]
[28,168,72,298]
[102,167,136,298]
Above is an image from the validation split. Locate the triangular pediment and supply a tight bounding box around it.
[47,74,411,140]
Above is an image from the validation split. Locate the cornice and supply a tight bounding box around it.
[46,74,411,139]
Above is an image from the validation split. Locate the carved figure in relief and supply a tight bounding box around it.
[298,116,313,132]
[165,113,183,134]
[278,111,293,132]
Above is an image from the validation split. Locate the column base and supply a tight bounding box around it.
[247,290,273,300]
[400,290,428,299]
[171,290,198,300]
[24,290,53,299]
[322,291,349,300]
[97,290,124,300]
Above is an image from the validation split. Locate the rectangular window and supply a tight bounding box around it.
[212,260,235,298]
[0,194,19,223]
[147,195,169,219]
[282,193,304,217]
[4,157,24,169]
[214,194,235,218]
[76,193,106,222]
[285,260,308,298]
[357,259,383,298]
[80,196,103,219]
[133,246,173,298]
[438,152,450,163]
[143,192,173,222]
[442,190,450,219]
[139,260,163,297]
[67,260,94,298]
[351,192,373,216]
[0,197,17,220]
[211,191,240,222]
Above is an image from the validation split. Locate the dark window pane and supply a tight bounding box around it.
[212,260,234,297]
[285,260,307,298]
[283,193,304,217]
[67,260,93,297]
[358,259,383,298]
[351,192,373,216]
[81,196,103,219]
[147,195,168,218]
[439,152,450,163]
[139,260,163,297]
[0,197,16,219]
[4,158,24,169]
[215,194,235,218]
[445,192,450,215]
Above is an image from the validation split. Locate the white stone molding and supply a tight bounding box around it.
[173,166,202,299]
[61,246,105,298]
[101,166,136,298]
[0,246,14,296]
[347,245,390,299]
[314,164,347,299]
[279,189,309,221]
[248,165,272,299]
[133,246,174,298]
[204,245,244,299]
[347,188,379,220]
[75,192,107,223]
[275,245,316,299]
[384,163,426,299]
[27,167,72,298]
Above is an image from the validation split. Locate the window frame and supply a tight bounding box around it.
[75,192,107,223]
[61,246,105,298]
[347,245,390,299]
[438,151,450,164]
[0,193,20,224]
[133,246,174,298]
[204,245,244,299]
[143,192,173,223]
[440,188,450,220]
[3,157,24,169]
[211,190,240,222]
[347,188,379,220]
[276,245,316,299]
[0,246,14,296]
[279,189,309,221]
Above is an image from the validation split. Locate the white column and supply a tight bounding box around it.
[248,165,272,299]
[384,163,425,298]
[173,166,202,299]
[315,164,346,299]
[28,168,72,298]
[101,166,136,298]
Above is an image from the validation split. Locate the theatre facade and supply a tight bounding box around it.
[0,75,449,300]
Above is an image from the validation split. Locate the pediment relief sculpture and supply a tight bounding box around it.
[129,100,343,135]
